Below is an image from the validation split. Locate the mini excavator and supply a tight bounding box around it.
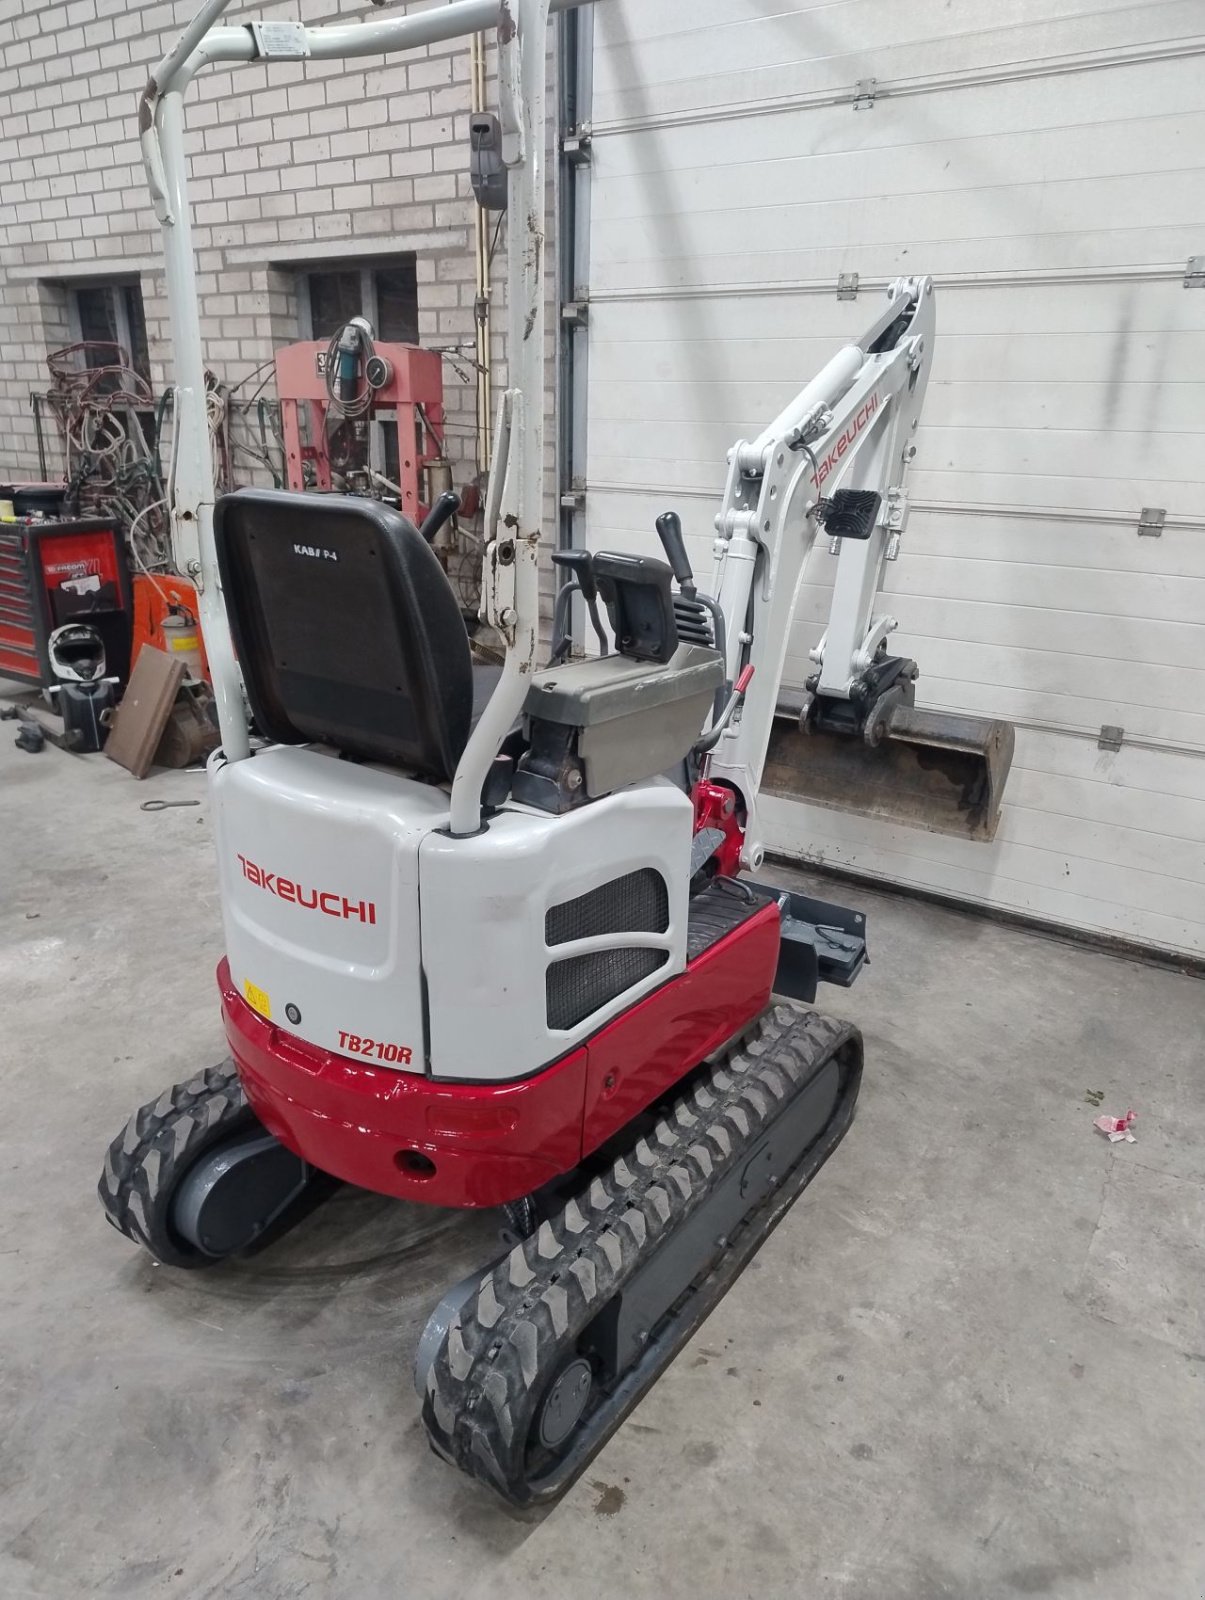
[99,0,1012,1506]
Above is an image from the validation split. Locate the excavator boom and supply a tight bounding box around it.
[705,277,1014,852]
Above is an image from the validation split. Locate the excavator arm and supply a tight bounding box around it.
[700,277,1013,859]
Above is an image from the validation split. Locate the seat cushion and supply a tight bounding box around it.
[215,489,474,781]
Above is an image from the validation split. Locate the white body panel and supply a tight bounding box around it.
[422,780,692,1081]
[585,0,1205,959]
[213,746,692,1083]
[211,747,448,1066]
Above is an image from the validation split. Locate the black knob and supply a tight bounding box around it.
[655,510,694,590]
[551,548,597,602]
[419,490,460,544]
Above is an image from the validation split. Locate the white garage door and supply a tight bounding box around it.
[583,0,1205,960]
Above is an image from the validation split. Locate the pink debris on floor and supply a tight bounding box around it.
[1094,1109,1137,1143]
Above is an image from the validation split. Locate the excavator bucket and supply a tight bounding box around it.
[763,696,1015,843]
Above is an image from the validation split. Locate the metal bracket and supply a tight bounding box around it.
[562,123,592,164]
[248,20,310,58]
[1097,725,1124,752]
[837,273,859,301]
[1137,506,1165,538]
[560,299,588,327]
[1184,255,1205,288]
[852,78,877,111]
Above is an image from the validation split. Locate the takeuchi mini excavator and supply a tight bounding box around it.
[100,0,1013,1506]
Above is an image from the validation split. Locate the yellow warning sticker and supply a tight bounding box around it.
[244,978,272,1019]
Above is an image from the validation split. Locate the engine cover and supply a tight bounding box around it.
[210,747,694,1084]
[210,745,444,1068]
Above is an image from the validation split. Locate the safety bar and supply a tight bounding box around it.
[141,0,590,826]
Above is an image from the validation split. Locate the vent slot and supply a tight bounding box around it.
[546,868,669,947]
[546,948,669,1031]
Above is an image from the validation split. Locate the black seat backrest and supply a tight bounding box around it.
[214,489,473,781]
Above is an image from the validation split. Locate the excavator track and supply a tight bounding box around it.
[419,1001,863,1506]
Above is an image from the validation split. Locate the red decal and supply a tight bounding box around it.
[337,1029,413,1065]
[237,855,378,924]
[814,390,880,490]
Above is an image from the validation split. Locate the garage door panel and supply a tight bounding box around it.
[991,810,1205,898]
[596,66,1205,179]
[791,588,1205,673]
[593,2,1204,126]
[871,517,1205,583]
[759,792,1205,956]
[924,380,1205,436]
[781,618,1205,738]
[590,286,1196,340]
[590,377,1205,437]
[1008,726,1205,806]
[594,113,1205,231]
[589,430,1203,519]
[587,1,1205,956]
[593,180,1202,293]
[1011,758,1205,851]
[763,788,1202,921]
[908,466,1200,519]
[581,491,1205,593]
[590,285,1200,344]
[872,554,1205,623]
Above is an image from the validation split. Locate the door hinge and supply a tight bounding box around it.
[851,78,877,111]
[1184,255,1205,288]
[560,299,588,327]
[837,272,859,301]
[1137,506,1165,537]
[1097,725,1124,752]
[562,123,592,164]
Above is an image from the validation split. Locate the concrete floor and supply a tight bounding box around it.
[2,707,1203,1600]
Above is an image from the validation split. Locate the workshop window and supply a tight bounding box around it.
[69,281,151,386]
[300,257,419,345]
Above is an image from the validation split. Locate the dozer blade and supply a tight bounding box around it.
[764,696,1014,843]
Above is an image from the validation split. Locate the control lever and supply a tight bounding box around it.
[419,490,460,544]
[551,550,609,657]
[654,510,695,596]
[695,664,755,753]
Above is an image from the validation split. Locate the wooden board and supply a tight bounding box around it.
[104,645,185,780]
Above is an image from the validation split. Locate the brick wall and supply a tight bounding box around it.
[0,0,560,585]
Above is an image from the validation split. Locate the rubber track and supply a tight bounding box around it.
[420,1001,860,1503]
[97,1061,256,1268]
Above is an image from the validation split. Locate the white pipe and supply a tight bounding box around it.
[157,91,250,760]
[166,0,583,92]
[151,0,235,93]
[448,0,550,836]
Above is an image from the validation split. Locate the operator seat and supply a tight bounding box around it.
[214,488,477,781]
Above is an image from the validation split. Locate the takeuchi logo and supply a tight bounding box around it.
[814,391,880,488]
[235,854,376,924]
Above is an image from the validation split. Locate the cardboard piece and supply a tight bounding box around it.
[104,644,186,779]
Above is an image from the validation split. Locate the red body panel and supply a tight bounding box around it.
[581,902,780,1153]
[220,902,780,1209]
[691,779,746,880]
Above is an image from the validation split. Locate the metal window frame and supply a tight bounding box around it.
[65,277,145,373]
